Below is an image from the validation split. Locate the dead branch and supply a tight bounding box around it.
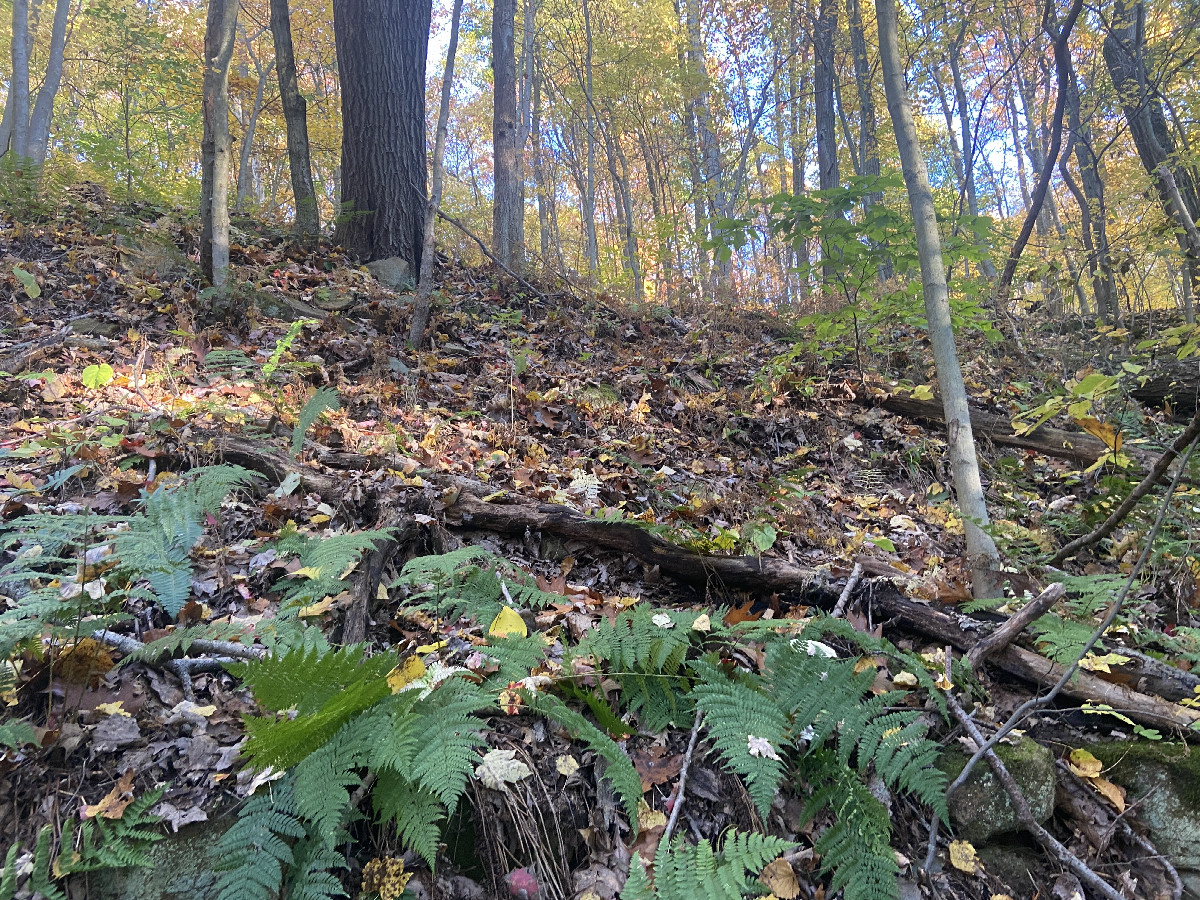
[662,709,704,845]
[1049,428,1200,564]
[965,583,1064,669]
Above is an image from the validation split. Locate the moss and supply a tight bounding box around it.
[937,736,1055,843]
[75,816,229,900]
[1087,739,1200,809]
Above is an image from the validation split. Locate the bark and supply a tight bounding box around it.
[686,0,730,294]
[531,71,553,264]
[813,0,840,289]
[1157,164,1200,323]
[269,0,320,240]
[200,0,239,287]
[1104,0,1200,322]
[1062,58,1118,321]
[0,92,13,158]
[846,0,891,281]
[333,0,432,266]
[409,0,463,349]
[876,0,1002,598]
[581,0,600,273]
[24,0,70,165]
[492,0,524,269]
[9,0,31,161]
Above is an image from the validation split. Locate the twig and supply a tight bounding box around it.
[1050,407,1200,565]
[944,692,1125,900]
[965,583,1065,669]
[437,209,546,300]
[830,562,863,618]
[662,709,704,845]
[950,437,1197,803]
[93,628,264,701]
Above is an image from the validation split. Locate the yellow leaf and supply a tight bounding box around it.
[949,840,979,874]
[298,596,335,617]
[1074,416,1122,451]
[893,671,919,688]
[1090,776,1126,813]
[1078,652,1131,673]
[991,895,1016,900]
[94,701,129,717]
[84,770,135,819]
[293,566,322,579]
[758,857,800,899]
[692,613,711,632]
[414,640,447,654]
[489,605,528,638]
[376,583,389,601]
[912,384,934,400]
[309,514,331,525]
[387,656,426,693]
[556,755,580,777]
[637,799,667,831]
[1067,748,1103,778]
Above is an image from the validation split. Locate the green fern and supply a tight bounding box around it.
[621,829,795,900]
[115,621,254,667]
[216,780,309,900]
[1030,614,1101,665]
[395,547,562,626]
[0,717,36,750]
[270,526,392,613]
[60,786,165,873]
[290,387,341,460]
[526,692,642,826]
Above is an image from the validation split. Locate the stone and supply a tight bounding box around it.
[1089,740,1200,897]
[366,256,414,290]
[75,815,230,900]
[938,736,1055,843]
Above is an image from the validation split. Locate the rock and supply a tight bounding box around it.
[1089,740,1200,897]
[75,816,230,899]
[976,842,1048,896]
[938,736,1055,843]
[367,256,414,290]
[70,317,122,338]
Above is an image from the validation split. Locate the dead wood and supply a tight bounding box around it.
[342,515,419,644]
[966,583,1065,668]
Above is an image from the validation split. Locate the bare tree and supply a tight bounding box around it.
[200,0,240,287]
[269,0,320,241]
[876,0,1003,597]
[493,0,524,269]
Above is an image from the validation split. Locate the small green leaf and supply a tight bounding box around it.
[13,266,41,298]
[746,523,777,553]
[81,363,115,389]
[869,536,896,552]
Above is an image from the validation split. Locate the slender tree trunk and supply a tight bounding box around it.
[876,0,1002,598]
[813,0,840,289]
[269,0,320,240]
[333,0,432,267]
[948,33,997,278]
[9,0,31,162]
[581,0,600,273]
[492,0,523,269]
[235,32,273,212]
[200,0,239,287]
[686,0,730,294]
[789,0,809,304]
[846,0,891,281]
[0,92,13,158]
[409,0,463,348]
[24,0,70,165]
[531,70,553,264]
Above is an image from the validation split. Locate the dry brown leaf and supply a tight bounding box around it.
[758,857,800,899]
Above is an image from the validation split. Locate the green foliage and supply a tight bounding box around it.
[526,692,643,826]
[620,829,795,900]
[59,787,165,874]
[0,717,37,750]
[262,320,316,379]
[269,525,392,613]
[395,547,562,625]
[291,387,341,460]
[215,779,316,900]
[115,620,254,667]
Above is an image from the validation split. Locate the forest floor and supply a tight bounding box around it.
[2,186,1200,900]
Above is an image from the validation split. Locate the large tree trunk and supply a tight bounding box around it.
[409,0,463,349]
[333,0,432,267]
[1104,0,1199,324]
[200,0,239,287]
[492,0,524,269]
[24,0,71,166]
[269,0,320,241]
[876,0,1002,598]
[813,0,840,289]
[8,0,31,161]
[1062,58,1118,322]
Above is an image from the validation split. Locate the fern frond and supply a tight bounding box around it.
[479,633,549,688]
[689,661,789,819]
[527,692,641,827]
[371,771,445,867]
[291,387,341,460]
[231,645,396,715]
[115,621,254,667]
[633,830,795,900]
[216,781,306,900]
[403,680,489,810]
[292,728,362,848]
[271,530,392,611]
[284,834,347,900]
[0,718,36,750]
[395,548,562,625]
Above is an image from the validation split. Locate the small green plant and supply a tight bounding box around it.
[620,830,795,900]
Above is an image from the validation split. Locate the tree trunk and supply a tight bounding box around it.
[9,0,31,162]
[200,0,239,287]
[876,0,1002,598]
[948,32,997,278]
[492,0,524,269]
[333,0,431,267]
[270,0,320,241]
[686,0,730,295]
[846,0,891,281]
[24,0,70,165]
[581,0,600,273]
[813,0,840,289]
[235,31,273,213]
[1104,0,1200,324]
[0,92,13,157]
[531,71,553,264]
[409,0,463,349]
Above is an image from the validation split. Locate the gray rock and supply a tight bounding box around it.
[1090,740,1200,897]
[939,736,1055,843]
[367,256,414,290]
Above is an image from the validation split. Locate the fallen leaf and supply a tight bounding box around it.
[83,770,135,819]
[387,656,426,693]
[489,605,528,638]
[758,857,800,899]
[747,735,782,761]
[691,613,711,632]
[636,798,667,830]
[1067,748,1103,778]
[1090,776,1126,813]
[94,701,130,718]
[475,748,532,791]
[949,839,979,874]
[556,755,580,777]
